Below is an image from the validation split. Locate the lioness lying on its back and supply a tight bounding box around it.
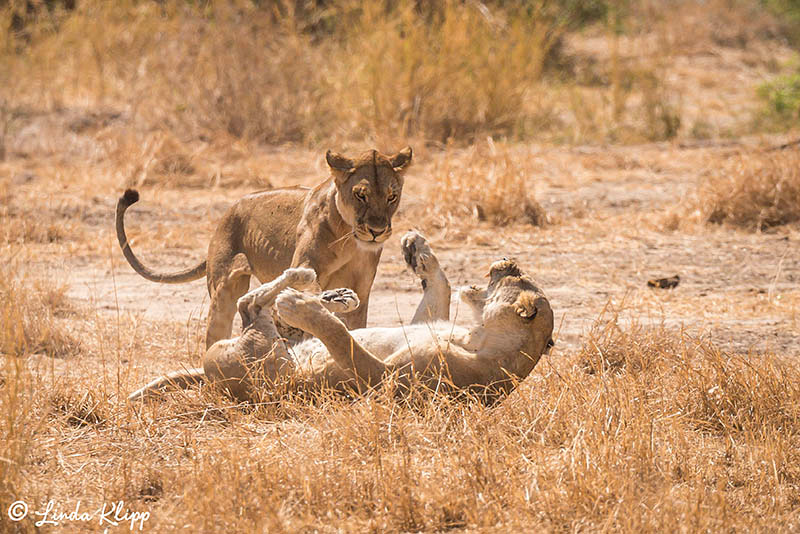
[116,147,412,348]
[129,231,555,405]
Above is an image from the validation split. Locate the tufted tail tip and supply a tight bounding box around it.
[120,189,140,207]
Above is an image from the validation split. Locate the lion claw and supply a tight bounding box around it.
[320,288,360,313]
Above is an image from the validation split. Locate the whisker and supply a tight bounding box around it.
[329,232,355,248]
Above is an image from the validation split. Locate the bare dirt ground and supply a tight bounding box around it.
[8,138,798,366]
[4,9,797,368]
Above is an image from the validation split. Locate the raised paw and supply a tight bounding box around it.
[283,267,317,289]
[459,285,487,304]
[319,288,360,313]
[237,289,266,326]
[400,230,440,281]
[275,288,329,334]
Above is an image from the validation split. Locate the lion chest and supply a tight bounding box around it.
[318,248,381,295]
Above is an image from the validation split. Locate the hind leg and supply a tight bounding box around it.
[237,268,317,328]
[204,267,317,400]
[206,254,252,348]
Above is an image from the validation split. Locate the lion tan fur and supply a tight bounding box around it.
[128,231,555,404]
[116,147,412,348]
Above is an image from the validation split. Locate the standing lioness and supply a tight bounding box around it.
[116,147,412,347]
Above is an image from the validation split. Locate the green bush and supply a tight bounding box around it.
[761,0,800,43]
[758,70,800,127]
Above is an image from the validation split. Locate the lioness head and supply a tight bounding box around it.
[484,259,555,374]
[326,147,412,249]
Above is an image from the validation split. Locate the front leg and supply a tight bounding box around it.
[324,247,380,330]
[276,289,388,390]
[341,285,370,329]
[291,236,369,330]
[401,231,451,324]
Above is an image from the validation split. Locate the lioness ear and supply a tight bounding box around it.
[390,146,413,172]
[513,293,538,321]
[326,150,355,184]
[326,150,354,172]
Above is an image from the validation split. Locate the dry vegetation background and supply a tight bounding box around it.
[1,0,800,532]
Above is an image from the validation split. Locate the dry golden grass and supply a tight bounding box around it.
[2,298,799,531]
[333,1,562,143]
[0,0,571,146]
[1,203,85,247]
[2,2,800,532]
[3,0,788,148]
[426,141,547,230]
[0,268,80,358]
[0,215,71,245]
[700,150,800,231]
[1,173,68,245]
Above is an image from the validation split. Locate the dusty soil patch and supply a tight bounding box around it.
[6,140,796,359]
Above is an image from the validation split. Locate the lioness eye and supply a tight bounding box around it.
[354,190,367,202]
[388,192,398,203]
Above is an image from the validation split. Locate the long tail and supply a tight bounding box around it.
[116,189,207,283]
[128,368,206,401]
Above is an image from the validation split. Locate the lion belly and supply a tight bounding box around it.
[291,322,470,369]
[235,188,308,282]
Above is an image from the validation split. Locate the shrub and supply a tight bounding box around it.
[758,70,800,128]
[700,150,800,230]
[427,141,546,228]
[0,268,79,357]
[761,0,800,43]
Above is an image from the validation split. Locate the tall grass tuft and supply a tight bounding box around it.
[332,1,564,143]
[0,268,79,357]
[428,140,547,228]
[700,150,800,230]
[0,0,592,145]
[0,357,40,534]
